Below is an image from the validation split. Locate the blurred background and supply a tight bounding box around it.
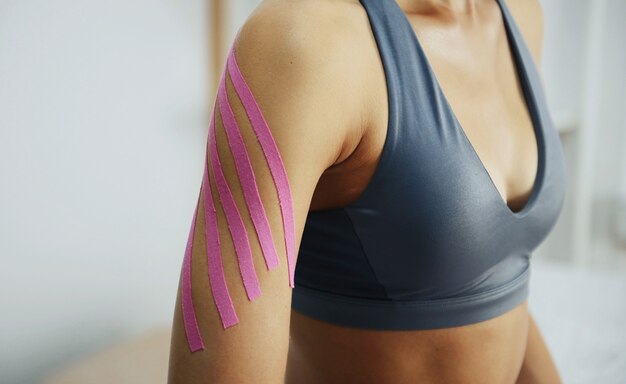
[1,0,625,383]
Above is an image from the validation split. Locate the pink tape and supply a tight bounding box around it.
[181,192,205,352]
[209,100,262,301]
[217,71,280,272]
[227,40,297,288]
[202,138,239,329]
[180,33,300,349]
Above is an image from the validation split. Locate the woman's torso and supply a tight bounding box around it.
[285,0,564,382]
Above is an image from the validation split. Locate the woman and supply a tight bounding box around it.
[168,0,566,383]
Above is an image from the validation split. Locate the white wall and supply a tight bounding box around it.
[537,0,626,266]
[0,1,209,383]
[584,0,626,253]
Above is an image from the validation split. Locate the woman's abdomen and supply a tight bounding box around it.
[286,299,529,384]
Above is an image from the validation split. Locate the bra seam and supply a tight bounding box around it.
[293,266,530,308]
[342,207,389,299]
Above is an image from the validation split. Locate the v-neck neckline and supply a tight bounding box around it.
[385,0,546,219]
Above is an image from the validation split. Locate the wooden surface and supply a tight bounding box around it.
[42,327,171,384]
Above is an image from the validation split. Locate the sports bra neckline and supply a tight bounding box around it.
[385,0,545,218]
[339,0,547,220]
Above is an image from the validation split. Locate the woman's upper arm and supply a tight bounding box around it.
[168,8,357,384]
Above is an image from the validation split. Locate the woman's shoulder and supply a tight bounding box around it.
[503,0,545,66]
[232,0,374,168]
[238,0,367,68]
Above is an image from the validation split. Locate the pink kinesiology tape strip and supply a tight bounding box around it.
[209,96,262,301]
[181,193,206,352]
[202,137,239,329]
[227,39,298,288]
[217,72,281,272]
[181,34,300,351]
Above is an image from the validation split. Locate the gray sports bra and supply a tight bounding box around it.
[291,0,567,330]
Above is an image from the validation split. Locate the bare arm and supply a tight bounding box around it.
[167,4,358,383]
[516,311,563,384]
